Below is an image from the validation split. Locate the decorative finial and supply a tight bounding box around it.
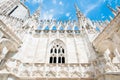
[116,6,120,12]
[74,3,83,18]
[74,4,80,12]
[109,16,113,20]
[32,0,42,21]
[107,5,118,16]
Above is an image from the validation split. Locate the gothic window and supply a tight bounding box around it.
[62,57,65,63]
[50,49,53,53]
[53,57,57,63]
[59,26,64,33]
[96,27,100,32]
[74,26,79,30]
[58,57,61,63]
[74,26,80,33]
[36,26,42,33]
[52,26,57,33]
[62,48,64,53]
[49,39,65,64]
[67,26,72,30]
[52,26,57,30]
[49,57,53,63]
[44,26,49,33]
[45,26,49,30]
[54,48,57,53]
[58,49,60,53]
[60,26,64,30]
[67,26,73,33]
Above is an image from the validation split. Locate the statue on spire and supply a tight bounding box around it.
[116,6,120,12]
[32,6,41,20]
[74,4,85,29]
[32,0,42,21]
[107,5,118,16]
[74,4,80,12]
[74,4,82,18]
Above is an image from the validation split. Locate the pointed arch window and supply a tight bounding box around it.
[58,57,61,63]
[44,26,49,33]
[52,26,57,33]
[35,26,41,33]
[59,26,64,33]
[67,26,72,30]
[54,57,57,63]
[49,57,53,63]
[62,57,65,63]
[58,49,60,53]
[67,26,73,33]
[45,26,49,30]
[52,26,57,30]
[50,49,53,53]
[74,26,79,30]
[60,26,64,30]
[54,48,57,53]
[37,26,42,30]
[49,40,65,64]
[96,27,100,32]
[62,48,64,53]
[74,26,80,33]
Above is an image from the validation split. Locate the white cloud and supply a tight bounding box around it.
[26,0,43,4]
[59,1,63,6]
[66,13,70,17]
[42,12,53,19]
[69,16,71,19]
[40,9,55,19]
[53,0,57,4]
[50,9,54,12]
[84,0,104,15]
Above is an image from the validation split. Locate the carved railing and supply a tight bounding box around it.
[1,59,120,79]
[93,58,120,77]
[0,58,95,79]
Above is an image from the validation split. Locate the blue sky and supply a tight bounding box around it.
[24,0,120,21]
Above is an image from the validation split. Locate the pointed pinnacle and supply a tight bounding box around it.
[107,5,118,16]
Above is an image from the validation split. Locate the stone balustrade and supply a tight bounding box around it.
[94,60,120,77]
[4,59,120,78]
[0,58,95,79]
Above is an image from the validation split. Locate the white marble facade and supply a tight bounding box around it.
[0,0,120,80]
